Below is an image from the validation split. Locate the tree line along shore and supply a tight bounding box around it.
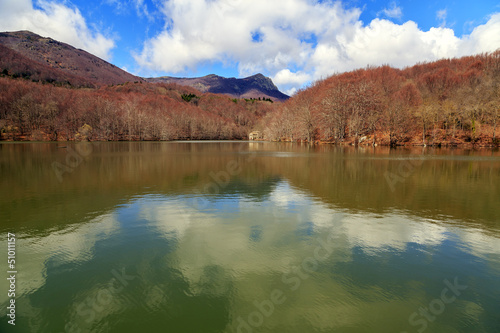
[1,51,499,147]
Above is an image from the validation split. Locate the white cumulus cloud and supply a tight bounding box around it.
[273,69,312,95]
[3,0,498,94]
[458,13,500,56]
[134,0,500,94]
[134,0,360,78]
[0,0,116,60]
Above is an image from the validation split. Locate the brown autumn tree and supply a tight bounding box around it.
[288,87,317,142]
[2,51,500,145]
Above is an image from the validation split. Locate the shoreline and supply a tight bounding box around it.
[1,138,498,149]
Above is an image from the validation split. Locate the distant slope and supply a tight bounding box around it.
[0,31,142,86]
[0,44,96,87]
[146,74,289,101]
[0,30,288,100]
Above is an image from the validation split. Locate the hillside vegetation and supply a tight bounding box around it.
[0,35,499,146]
[0,31,141,87]
[262,51,500,147]
[0,78,274,141]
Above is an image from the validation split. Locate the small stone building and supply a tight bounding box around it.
[249,131,263,140]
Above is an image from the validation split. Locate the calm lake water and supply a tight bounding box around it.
[1,142,499,333]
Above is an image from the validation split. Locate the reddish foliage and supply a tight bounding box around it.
[264,51,500,147]
[0,31,141,86]
[0,79,277,141]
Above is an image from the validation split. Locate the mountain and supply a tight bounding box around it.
[0,31,142,86]
[146,74,290,101]
[0,31,289,101]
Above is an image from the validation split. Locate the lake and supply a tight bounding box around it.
[1,142,499,333]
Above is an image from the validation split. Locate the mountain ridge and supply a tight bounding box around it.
[0,30,142,86]
[146,73,289,101]
[0,30,289,100]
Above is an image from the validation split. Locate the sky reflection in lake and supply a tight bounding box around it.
[1,142,499,333]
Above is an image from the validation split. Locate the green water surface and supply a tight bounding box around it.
[0,142,499,333]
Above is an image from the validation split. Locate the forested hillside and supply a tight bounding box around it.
[0,31,142,86]
[1,47,499,145]
[0,78,274,141]
[262,51,500,147]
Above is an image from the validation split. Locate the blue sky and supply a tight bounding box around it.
[1,0,499,94]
